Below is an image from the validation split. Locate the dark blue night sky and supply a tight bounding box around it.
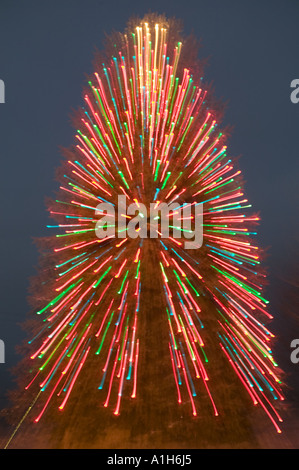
[0,0,298,411]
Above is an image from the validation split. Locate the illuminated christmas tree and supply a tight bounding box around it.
[12,14,284,436]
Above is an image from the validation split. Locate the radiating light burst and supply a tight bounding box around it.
[24,14,284,432]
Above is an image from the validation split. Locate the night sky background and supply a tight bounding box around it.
[0,0,298,426]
